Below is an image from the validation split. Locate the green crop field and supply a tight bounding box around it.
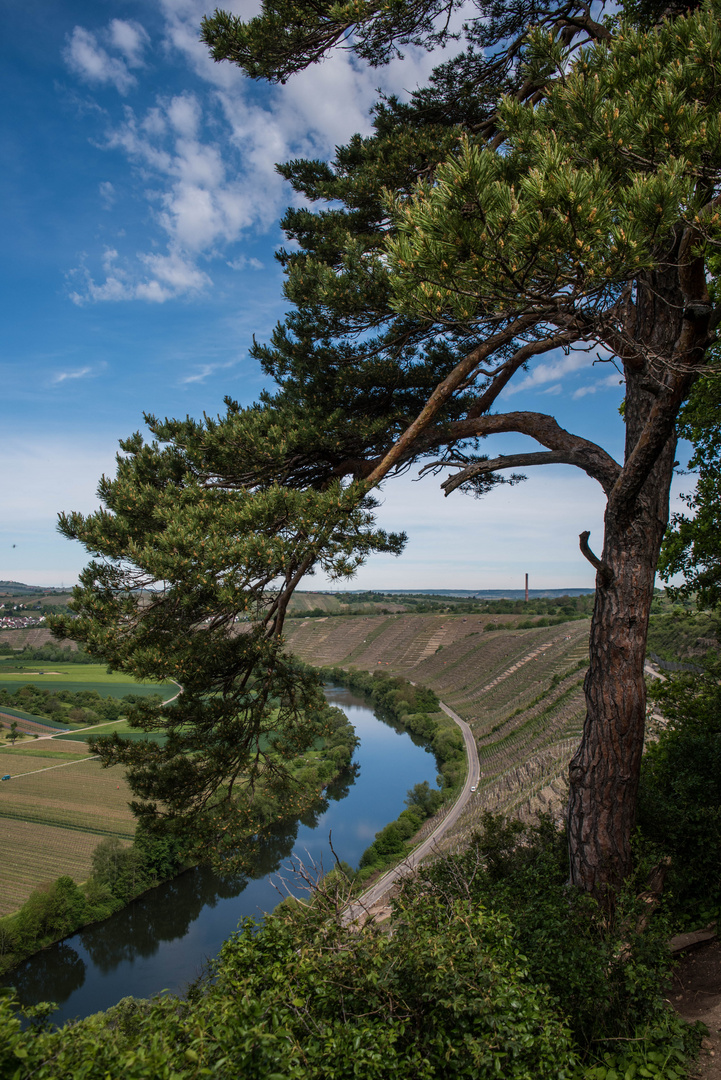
[0,663,176,701]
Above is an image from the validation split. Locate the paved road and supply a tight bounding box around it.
[342,700,480,925]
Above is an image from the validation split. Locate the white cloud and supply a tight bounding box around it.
[108,19,150,68]
[572,373,625,399]
[99,180,116,208]
[139,250,211,294]
[64,1,461,305]
[63,26,139,95]
[69,247,210,305]
[227,255,264,271]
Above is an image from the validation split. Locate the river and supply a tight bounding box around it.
[6,686,439,1026]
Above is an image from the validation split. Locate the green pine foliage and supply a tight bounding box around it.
[387,8,721,325]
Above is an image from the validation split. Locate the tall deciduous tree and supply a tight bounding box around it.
[658,370,721,607]
[56,0,721,899]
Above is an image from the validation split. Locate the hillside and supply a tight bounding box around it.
[284,612,590,846]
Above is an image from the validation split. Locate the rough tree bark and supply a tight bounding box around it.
[567,241,712,900]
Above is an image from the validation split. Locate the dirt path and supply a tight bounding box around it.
[673,939,721,1079]
[342,699,480,925]
[5,754,99,778]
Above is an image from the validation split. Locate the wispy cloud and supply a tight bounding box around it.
[99,180,116,208]
[50,366,94,385]
[68,247,210,305]
[179,359,240,385]
[505,350,591,396]
[572,373,624,399]
[227,255,264,271]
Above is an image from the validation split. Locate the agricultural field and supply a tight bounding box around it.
[0,821,114,916]
[284,612,591,842]
[0,738,135,914]
[0,663,177,700]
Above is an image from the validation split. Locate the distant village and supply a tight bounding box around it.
[0,611,47,631]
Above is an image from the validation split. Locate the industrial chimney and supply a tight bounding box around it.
[525,573,529,603]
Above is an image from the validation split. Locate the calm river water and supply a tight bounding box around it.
[7,686,439,1026]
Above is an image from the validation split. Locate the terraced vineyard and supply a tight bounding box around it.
[284,613,590,841]
[0,740,134,915]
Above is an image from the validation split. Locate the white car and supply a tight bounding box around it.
[470,785,477,793]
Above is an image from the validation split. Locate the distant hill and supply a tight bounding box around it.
[326,588,597,599]
[0,581,69,596]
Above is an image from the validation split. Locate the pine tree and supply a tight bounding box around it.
[56,0,721,900]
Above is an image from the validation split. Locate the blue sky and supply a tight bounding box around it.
[0,0,690,590]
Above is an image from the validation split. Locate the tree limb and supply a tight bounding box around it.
[364,312,544,486]
[579,530,612,584]
[444,411,622,493]
[466,328,581,418]
[441,451,569,495]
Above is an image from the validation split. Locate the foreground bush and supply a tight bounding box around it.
[1,893,576,1079]
[1,815,701,1080]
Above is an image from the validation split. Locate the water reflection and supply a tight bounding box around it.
[10,944,85,1008]
[6,688,439,1024]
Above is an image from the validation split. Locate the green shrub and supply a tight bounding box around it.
[1,893,577,1079]
[638,661,721,922]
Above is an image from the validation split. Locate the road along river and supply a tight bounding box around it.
[342,699,480,924]
[6,685,441,1026]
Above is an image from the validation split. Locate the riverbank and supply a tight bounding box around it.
[3,685,440,1023]
[314,666,470,891]
[0,699,359,979]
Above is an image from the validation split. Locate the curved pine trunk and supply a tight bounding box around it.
[567,242,710,903]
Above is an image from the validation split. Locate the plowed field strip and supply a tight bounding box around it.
[0,759,135,836]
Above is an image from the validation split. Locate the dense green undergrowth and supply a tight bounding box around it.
[638,657,721,927]
[1,814,702,1080]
